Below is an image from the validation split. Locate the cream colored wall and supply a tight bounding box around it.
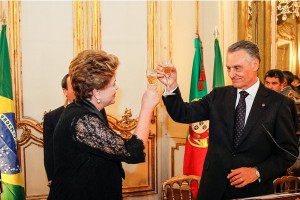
[20,1,73,198]
[102,1,148,118]
[1,1,237,199]
[22,1,73,121]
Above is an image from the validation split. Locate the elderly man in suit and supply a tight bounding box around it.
[43,74,76,185]
[156,40,298,199]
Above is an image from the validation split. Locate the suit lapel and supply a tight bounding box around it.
[238,83,269,146]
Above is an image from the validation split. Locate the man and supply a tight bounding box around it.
[156,40,298,199]
[43,74,76,185]
[264,70,299,178]
[281,71,299,100]
[264,69,284,93]
[264,70,298,134]
[292,75,300,94]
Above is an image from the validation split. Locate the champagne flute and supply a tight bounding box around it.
[162,60,175,96]
[146,69,157,85]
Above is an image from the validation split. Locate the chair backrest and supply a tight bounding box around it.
[273,176,300,193]
[287,160,300,177]
[162,175,201,200]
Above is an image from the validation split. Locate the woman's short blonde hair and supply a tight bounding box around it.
[69,50,119,99]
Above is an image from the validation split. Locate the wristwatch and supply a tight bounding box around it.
[255,167,261,182]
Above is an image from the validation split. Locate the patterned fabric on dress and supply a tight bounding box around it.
[74,114,130,157]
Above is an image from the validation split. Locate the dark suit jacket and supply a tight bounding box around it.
[289,98,299,135]
[163,83,298,200]
[43,106,65,181]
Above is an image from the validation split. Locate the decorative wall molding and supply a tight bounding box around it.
[277,22,295,40]
[72,1,101,55]
[123,134,157,196]
[20,141,45,199]
[17,123,43,146]
[171,141,185,177]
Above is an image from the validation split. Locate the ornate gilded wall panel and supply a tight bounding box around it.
[2,0,158,199]
[238,1,299,76]
[72,1,101,54]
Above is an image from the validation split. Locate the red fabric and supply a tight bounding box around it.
[198,65,206,90]
[191,181,199,199]
[197,40,206,91]
[183,125,208,198]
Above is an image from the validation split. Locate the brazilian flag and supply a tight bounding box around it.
[0,24,25,200]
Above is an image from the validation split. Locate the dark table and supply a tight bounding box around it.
[233,192,300,200]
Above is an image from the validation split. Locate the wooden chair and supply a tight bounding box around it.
[162,175,201,200]
[273,176,300,193]
[287,160,300,177]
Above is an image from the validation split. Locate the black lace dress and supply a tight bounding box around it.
[47,99,145,200]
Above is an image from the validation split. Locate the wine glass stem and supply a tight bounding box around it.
[166,76,169,94]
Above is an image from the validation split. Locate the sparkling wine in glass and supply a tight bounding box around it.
[146,69,157,85]
[162,60,175,96]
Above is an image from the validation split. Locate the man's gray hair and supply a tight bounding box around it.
[228,40,261,63]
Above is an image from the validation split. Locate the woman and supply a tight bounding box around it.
[48,50,159,200]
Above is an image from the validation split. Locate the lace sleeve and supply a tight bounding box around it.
[73,114,145,163]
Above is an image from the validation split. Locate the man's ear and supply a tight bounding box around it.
[252,58,260,71]
[62,88,68,97]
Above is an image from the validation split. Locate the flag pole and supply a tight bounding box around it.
[195,0,199,35]
[214,26,219,39]
[2,10,6,24]
[213,26,225,89]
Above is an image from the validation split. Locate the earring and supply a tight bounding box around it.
[94,92,101,104]
[96,98,101,104]
[64,99,68,108]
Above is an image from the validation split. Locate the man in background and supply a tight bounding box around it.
[264,69,284,93]
[264,70,298,133]
[43,74,75,185]
[264,70,299,177]
[292,75,300,94]
[282,71,300,100]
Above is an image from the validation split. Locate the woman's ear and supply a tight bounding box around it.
[62,88,68,97]
[92,89,101,104]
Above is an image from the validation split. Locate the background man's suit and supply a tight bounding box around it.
[163,83,298,199]
[43,106,65,182]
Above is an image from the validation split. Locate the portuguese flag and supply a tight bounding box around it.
[183,35,208,198]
